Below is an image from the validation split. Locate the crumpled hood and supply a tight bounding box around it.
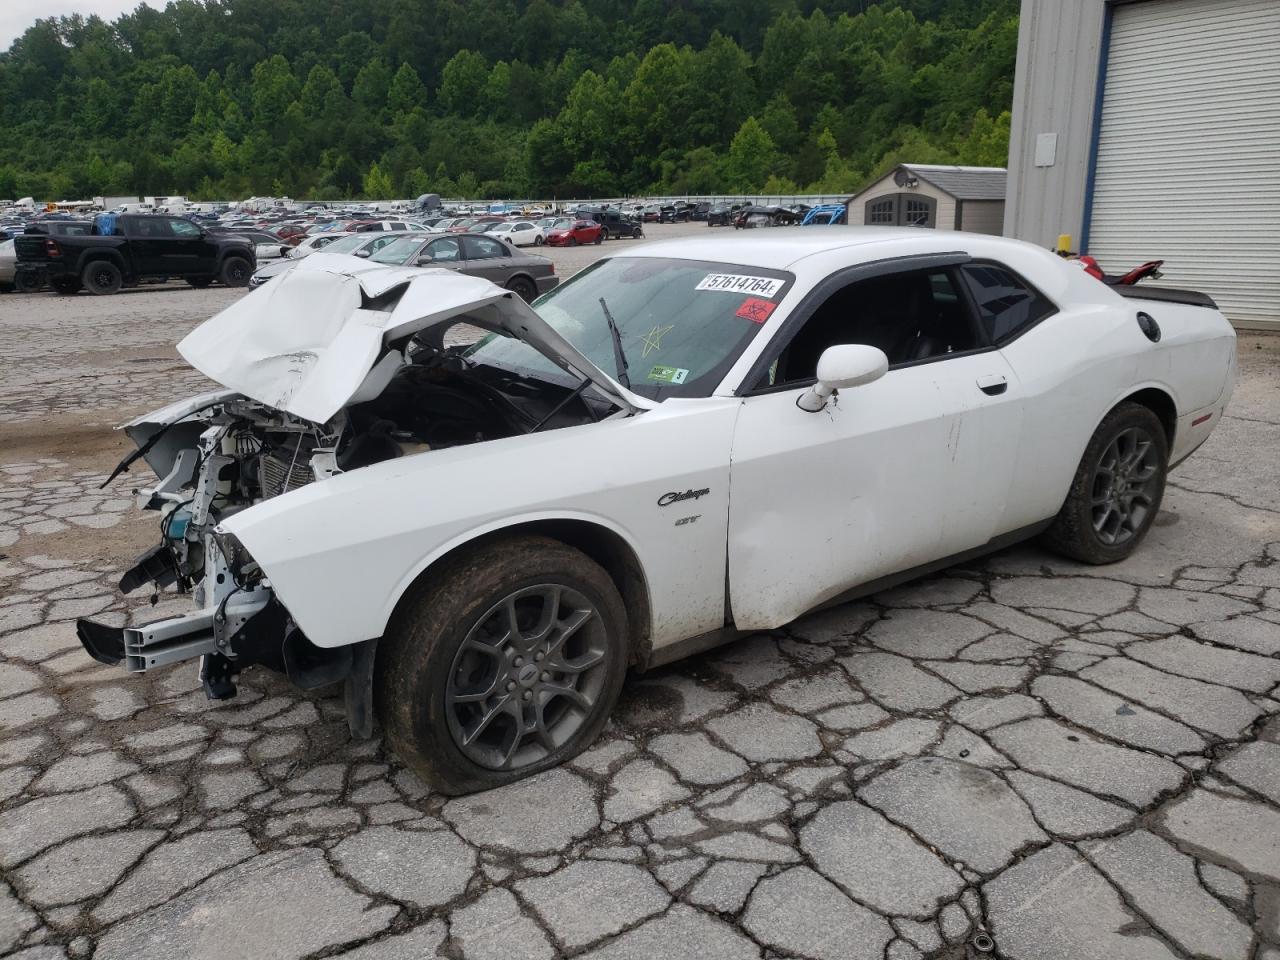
[177,252,652,424]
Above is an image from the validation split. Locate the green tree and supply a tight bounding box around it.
[362,161,394,199]
[387,63,427,115]
[438,50,489,115]
[725,117,776,191]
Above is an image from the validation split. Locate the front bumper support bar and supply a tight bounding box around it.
[78,612,219,671]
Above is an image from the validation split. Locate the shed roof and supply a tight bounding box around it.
[901,164,1007,201]
[849,164,1008,203]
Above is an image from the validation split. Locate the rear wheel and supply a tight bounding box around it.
[506,275,536,302]
[14,272,41,293]
[1043,402,1168,564]
[375,536,628,794]
[82,261,122,296]
[219,256,251,287]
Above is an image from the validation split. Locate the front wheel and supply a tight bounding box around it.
[375,536,628,795]
[632,228,643,239]
[219,256,251,287]
[593,233,603,245]
[534,235,544,246]
[567,236,578,247]
[82,261,122,296]
[1043,402,1168,564]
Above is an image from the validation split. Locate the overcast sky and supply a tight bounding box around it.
[2,1,163,51]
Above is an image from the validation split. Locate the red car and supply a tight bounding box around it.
[448,216,503,234]
[544,219,603,246]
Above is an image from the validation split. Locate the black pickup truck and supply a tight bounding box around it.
[14,214,255,295]
[576,207,644,240]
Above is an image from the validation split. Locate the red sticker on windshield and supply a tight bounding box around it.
[736,298,777,324]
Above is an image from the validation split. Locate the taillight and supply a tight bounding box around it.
[44,238,61,257]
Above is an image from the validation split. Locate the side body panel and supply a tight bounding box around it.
[727,351,1021,630]
[224,400,740,651]
[998,297,1235,530]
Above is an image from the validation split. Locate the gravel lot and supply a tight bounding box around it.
[1,225,1278,960]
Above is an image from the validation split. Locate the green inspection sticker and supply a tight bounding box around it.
[648,365,689,384]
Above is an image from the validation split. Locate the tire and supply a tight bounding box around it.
[187,277,212,289]
[506,275,536,302]
[375,535,628,794]
[82,260,122,296]
[14,272,40,293]
[600,227,610,241]
[567,237,578,247]
[1042,402,1168,564]
[219,256,251,287]
[632,228,643,239]
[51,278,80,295]
[593,233,603,245]
[534,235,544,246]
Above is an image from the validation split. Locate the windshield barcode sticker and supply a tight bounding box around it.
[695,274,784,298]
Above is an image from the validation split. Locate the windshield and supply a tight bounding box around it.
[368,237,425,264]
[463,257,794,400]
[319,234,365,254]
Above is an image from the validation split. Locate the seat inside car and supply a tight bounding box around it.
[774,271,975,384]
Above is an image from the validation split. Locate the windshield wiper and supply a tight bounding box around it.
[599,297,631,389]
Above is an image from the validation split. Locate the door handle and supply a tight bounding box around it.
[976,374,1008,396]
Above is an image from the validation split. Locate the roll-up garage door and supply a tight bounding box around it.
[1087,0,1280,326]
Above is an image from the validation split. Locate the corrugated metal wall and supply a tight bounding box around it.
[1086,0,1280,325]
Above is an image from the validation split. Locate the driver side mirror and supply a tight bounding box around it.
[354,249,371,258]
[416,254,433,265]
[796,345,888,412]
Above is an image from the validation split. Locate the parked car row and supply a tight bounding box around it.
[249,228,558,302]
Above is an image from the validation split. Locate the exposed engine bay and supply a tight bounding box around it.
[76,334,613,715]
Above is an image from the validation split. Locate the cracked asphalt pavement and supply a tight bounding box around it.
[1,248,1279,960]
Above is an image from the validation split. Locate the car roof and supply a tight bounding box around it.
[614,226,1006,269]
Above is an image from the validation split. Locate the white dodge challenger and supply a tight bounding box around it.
[78,229,1236,794]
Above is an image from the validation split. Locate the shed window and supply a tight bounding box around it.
[863,193,936,228]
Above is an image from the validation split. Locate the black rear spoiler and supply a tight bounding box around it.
[1114,285,1218,309]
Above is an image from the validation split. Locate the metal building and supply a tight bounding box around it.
[846,164,1007,234]
[1004,0,1280,327]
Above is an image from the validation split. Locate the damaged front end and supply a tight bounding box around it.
[78,396,358,702]
[77,254,648,723]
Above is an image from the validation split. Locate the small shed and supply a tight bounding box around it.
[846,164,1007,234]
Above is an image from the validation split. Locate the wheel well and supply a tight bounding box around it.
[78,252,125,274]
[1120,387,1177,448]
[389,520,653,667]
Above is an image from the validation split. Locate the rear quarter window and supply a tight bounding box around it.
[961,262,1057,344]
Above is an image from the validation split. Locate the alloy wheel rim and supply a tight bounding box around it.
[1090,426,1160,546]
[445,583,607,771]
